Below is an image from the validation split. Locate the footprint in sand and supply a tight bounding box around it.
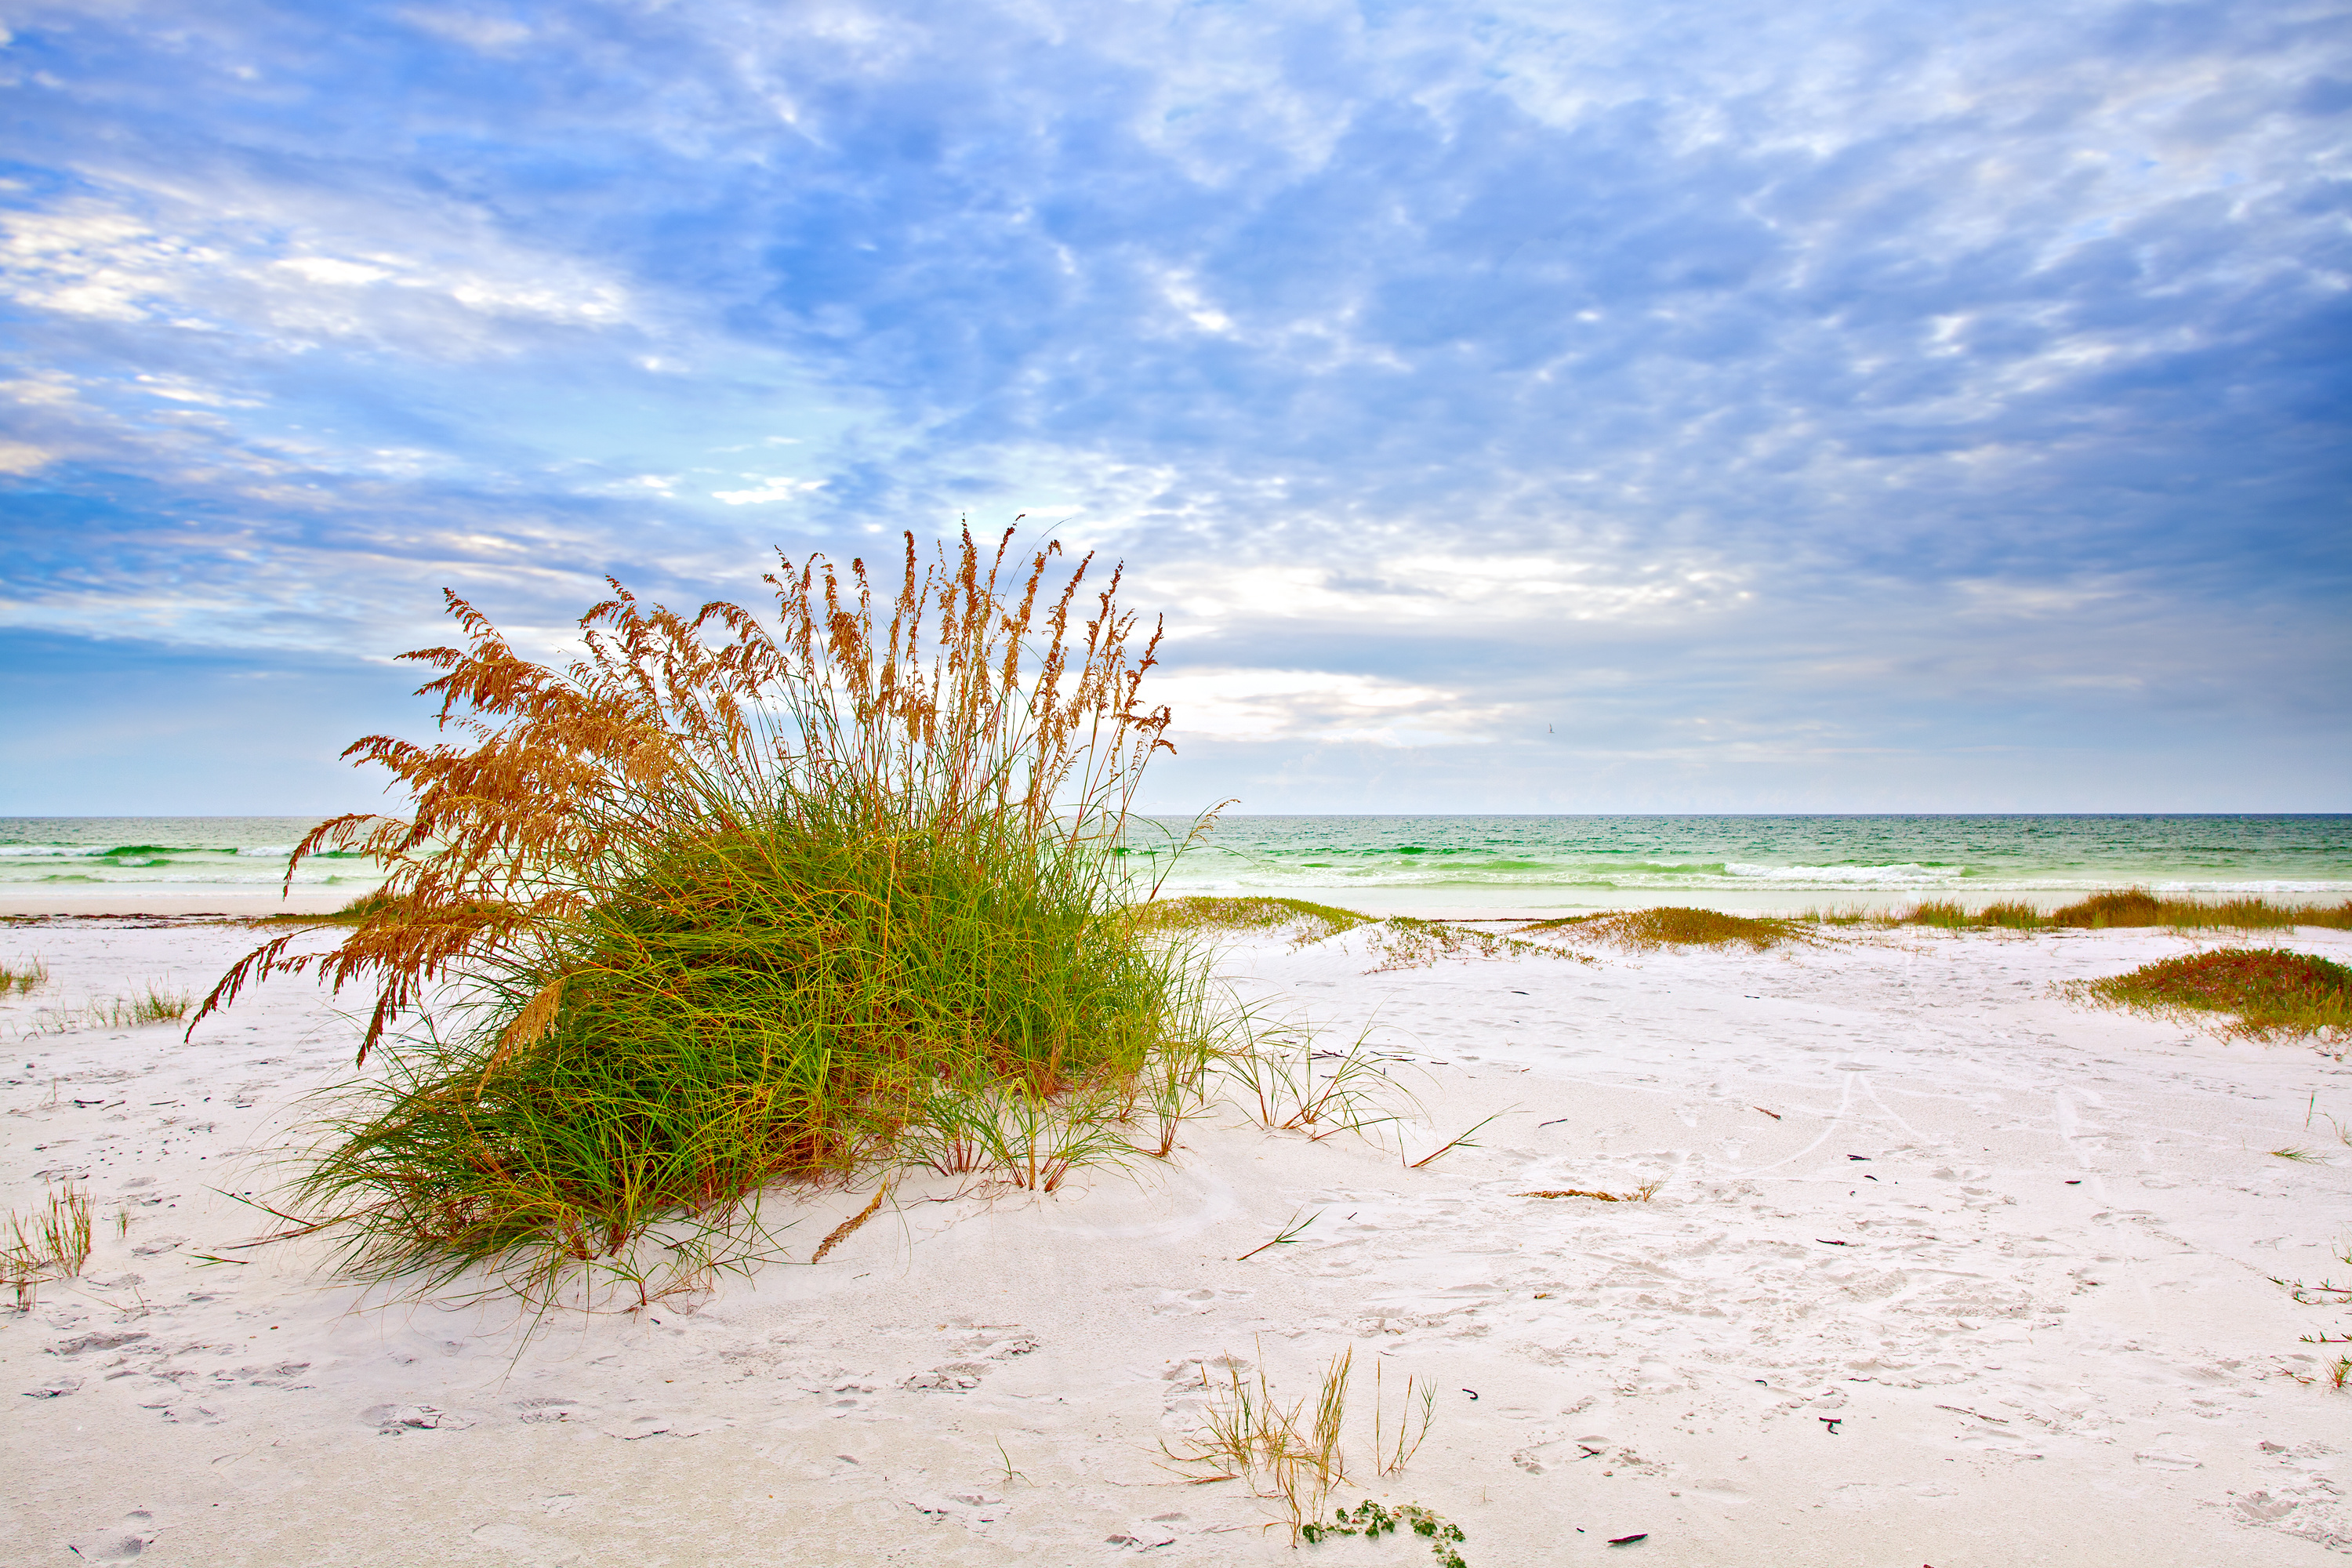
[362,1402,477,1433]
[66,1509,157,1561]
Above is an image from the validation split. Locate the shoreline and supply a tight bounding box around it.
[8,885,2352,924]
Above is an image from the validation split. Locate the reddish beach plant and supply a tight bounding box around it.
[2073,948,2352,1040]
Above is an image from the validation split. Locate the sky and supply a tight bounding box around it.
[2,0,2347,816]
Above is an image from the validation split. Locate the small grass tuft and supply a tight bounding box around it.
[3,1182,93,1309]
[1798,904,1893,927]
[2069,948,2351,1041]
[1,958,48,995]
[20,986,193,1035]
[1164,1343,1439,1546]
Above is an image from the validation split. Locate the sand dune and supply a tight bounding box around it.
[3,917,2347,1564]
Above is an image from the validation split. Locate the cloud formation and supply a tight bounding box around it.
[1,0,2345,811]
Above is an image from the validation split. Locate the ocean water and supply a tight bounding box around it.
[4,815,2347,915]
[1127,815,2352,913]
[0,818,386,900]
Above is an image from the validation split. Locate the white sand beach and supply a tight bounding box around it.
[4,916,2348,1565]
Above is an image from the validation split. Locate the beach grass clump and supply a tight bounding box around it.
[2072,949,2352,1041]
[1797,904,1894,927]
[1894,899,2047,929]
[2050,889,2352,930]
[1129,895,1372,945]
[2,1182,93,1310]
[198,528,1211,1307]
[18,986,192,1035]
[1809,891,2350,931]
[1166,1345,1443,1546]
[1,958,47,995]
[1522,906,1804,951]
[113,987,191,1026]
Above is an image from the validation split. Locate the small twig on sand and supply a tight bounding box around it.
[810,1187,891,1265]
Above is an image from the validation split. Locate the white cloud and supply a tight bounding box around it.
[273,256,396,286]
[711,477,827,505]
[0,205,223,322]
[395,9,532,51]
[3,194,636,351]
[1142,550,1749,633]
[1149,667,1508,745]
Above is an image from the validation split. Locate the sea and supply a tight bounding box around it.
[5,815,2347,916]
[1127,813,2352,913]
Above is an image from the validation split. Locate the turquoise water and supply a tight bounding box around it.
[6,815,2347,913]
[0,818,385,898]
[1128,815,2352,912]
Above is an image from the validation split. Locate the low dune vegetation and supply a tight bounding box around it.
[1804,891,2352,931]
[1519,906,1807,951]
[198,529,1232,1308]
[1129,895,1373,945]
[2045,890,2352,930]
[2069,949,2352,1042]
[1133,896,1570,972]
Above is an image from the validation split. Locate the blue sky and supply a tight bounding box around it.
[2,0,2346,815]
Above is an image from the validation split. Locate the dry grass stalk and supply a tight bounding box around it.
[1517,1181,1663,1202]
[809,1187,891,1265]
[1373,1358,1437,1476]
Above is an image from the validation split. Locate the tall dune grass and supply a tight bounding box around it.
[198,528,1219,1307]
